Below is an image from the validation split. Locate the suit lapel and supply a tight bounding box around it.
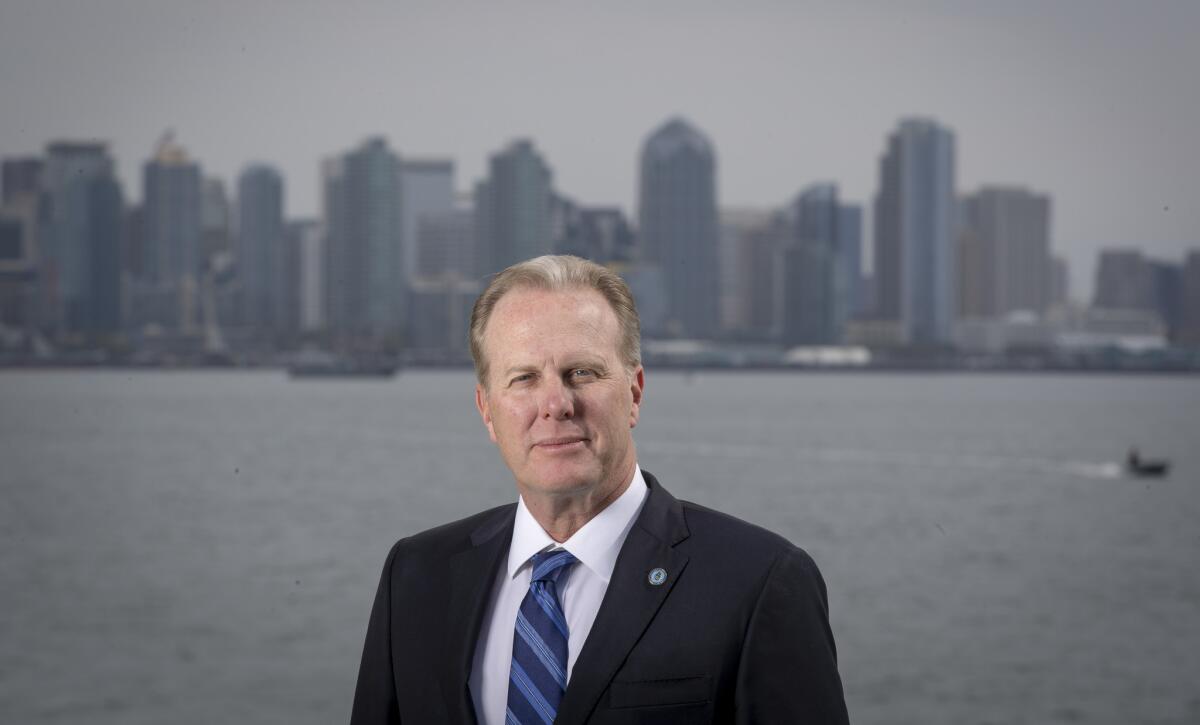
[442,505,515,725]
[556,473,691,724]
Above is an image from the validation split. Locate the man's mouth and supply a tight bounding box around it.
[534,437,587,450]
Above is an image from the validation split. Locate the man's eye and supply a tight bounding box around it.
[571,369,594,378]
[512,374,533,384]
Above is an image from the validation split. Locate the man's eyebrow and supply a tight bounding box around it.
[502,364,538,378]
[564,358,609,371]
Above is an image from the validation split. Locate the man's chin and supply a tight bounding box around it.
[522,468,601,497]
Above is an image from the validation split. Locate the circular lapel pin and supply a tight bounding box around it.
[648,568,668,586]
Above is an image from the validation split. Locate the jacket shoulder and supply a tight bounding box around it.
[388,502,515,562]
[675,498,819,572]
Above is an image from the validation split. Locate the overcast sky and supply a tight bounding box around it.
[2,0,1197,297]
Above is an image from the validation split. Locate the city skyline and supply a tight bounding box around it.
[2,1,1198,299]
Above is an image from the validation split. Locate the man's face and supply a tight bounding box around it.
[475,286,644,499]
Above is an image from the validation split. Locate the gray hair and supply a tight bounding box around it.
[469,255,642,385]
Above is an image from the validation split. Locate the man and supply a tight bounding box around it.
[351,255,849,724]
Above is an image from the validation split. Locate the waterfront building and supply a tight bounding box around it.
[140,134,202,332]
[958,186,1052,318]
[719,207,773,334]
[873,118,956,344]
[2,158,44,206]
[474,139,553,276]
[1179,251,1200,347]
[638,117,720,339]
[1093,250,1154,311]
[416,207,475,280]
[294,219,323,333]
[236,164,285,332]
[1049,255,1070,308]
[0,195,38,331]
[839,203,864,319]
[406,277,479,362]
[322,137,403,341]
[552,196,635,266]
[399,159,455,284]
[779,183,854,345]
[0,157,43,332]
[43,142,124,336]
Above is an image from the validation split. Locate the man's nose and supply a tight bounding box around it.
[539,377,575,420]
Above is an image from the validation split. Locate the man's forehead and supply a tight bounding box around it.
[491,286,611,329]
[485,287,619,355]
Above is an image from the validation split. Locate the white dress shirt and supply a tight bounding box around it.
[469,465,649,725]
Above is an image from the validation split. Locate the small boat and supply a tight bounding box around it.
[1126,448,1170,478]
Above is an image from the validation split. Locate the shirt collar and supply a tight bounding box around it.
[507,465,649,584]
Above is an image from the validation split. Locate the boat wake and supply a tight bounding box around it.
[638,440,1127,480]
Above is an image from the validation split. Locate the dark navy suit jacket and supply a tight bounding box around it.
[350,471,850,724]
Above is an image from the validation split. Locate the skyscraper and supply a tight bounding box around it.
[416,208,475,280]
[236,164,285,332]
[1179,251,1200,347]
[201,178,231,261]
[958,186,1052,318]
[2,158,44,207]
[1093,250,1154,311]
[399,159,455,283]
[0,157,43,331]
[141,134,202,331]
[838,204,864,320]
[780,183,842,345]
[873,118,956,344]
[638,118,720,339]
[475,139,553,276]
[552,195,635,266]
[43,142,124,336]
[718,207,773,335]
[322,137,403,340]
[1049,255,1070,308]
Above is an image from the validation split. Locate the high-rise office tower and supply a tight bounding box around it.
[1049,255,1070,308]
[236,164,285,332]
[958,186,1052,319]
[1179,251,1200,346]
[475,139,553,276]
[275,219,314,337]
[719,207,773,334]
[874,118,956,344]
[201,178,231,261]
[2,158,44,206]
[399,159,455,283]
[638,118,720,339]
[838,204,864,320]
[322,137,403,339]
[416,207,475,280]
[43,142,124,335]
[780,183,842,345]
[552,195,635,266]
[141,134,202,331]
[293,219,323,333]
[738,213,790,341]
[1093,250,1154,311]
[1148,259,1183,341]
[0,157,43,330]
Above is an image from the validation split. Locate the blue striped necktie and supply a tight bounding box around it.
[506,549,578,725]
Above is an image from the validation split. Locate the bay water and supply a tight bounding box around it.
[2,370,1197,724]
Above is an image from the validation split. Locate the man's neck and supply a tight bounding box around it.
[520,463,636,543]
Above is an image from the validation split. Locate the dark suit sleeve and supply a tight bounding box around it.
[350,540,405,725]
[734,546,850,724]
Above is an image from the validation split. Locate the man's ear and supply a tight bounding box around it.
[628,366,644,429]
[475,384,498,443]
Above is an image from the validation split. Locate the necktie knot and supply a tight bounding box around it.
[530,549,577,585]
